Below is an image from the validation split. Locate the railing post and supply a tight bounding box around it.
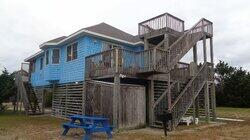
[202,19,205,33]
[153,48,157,70]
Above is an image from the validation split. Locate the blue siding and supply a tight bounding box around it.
[59,36,102,83]
[30,35,144,87]
[30,55,49,86]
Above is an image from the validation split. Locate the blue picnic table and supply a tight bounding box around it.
[62,115,113,140]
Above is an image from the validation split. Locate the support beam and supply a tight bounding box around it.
[203,36,207,62]
[204,82,210,123]
[113,74,120,129]
[144,38,149,50]
[210,38,214,64]
[82,83,86,115]
[193,44,199,119]
[148,79,154,126]
[164,33,171,110]
[211,83,216,121]
[42,88,45,114]
[113,48,120,129]
[210,37,216,121]
[193,44,198,63]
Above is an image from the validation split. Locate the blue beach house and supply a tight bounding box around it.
[25,23,144,87]
[20,12,216,130]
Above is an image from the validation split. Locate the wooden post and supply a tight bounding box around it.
[164,33,171,110]
[193,44,199,119]
[210,37,216,121]
[113,48,120,129]
[203,36,207,63]
[42,88,45,114]
[65,84,68,117]
[210,38,214,64]
[148,79,154,126]
[144,38,149,50]
[204,81,210,123]
[82,83,86,115]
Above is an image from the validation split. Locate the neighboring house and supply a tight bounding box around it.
[25,23,144,87]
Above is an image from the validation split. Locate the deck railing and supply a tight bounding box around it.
[169,18,213,69]
[170,62,212,127]
[138,13,185,37]
[85,48,169,78]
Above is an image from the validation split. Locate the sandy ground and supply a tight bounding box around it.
[0,107,250,140]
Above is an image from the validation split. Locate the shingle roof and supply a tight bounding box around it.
[45,36,67,44]
[84,22,140,43]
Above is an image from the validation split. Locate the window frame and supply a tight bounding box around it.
[52,49,60,64]
[67,42,78,62]
[31,60,36,73]
[45,50,49,65]
[40,57,43,70]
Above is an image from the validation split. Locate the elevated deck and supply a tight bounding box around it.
[138,13,185,39]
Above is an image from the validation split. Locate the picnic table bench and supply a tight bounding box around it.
[62,115,113,140]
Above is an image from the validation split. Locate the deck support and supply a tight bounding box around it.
[210,37,217,121]
[204,82,210,123]
[193,44,199,119]
[164,34,171,110]
[113,48,121,129]
[148,79,154,126]
[144,37,149,50]
[203,36,210,123]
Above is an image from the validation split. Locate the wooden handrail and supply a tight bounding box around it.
[170,62,208,111]
[153,81,177,108]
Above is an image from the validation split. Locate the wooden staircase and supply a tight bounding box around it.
[143,18,213,128]
[15,71,42,115]
[170,63,211,128]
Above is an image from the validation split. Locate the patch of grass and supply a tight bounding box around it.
[0,108,250,139]
[217,107,250,119]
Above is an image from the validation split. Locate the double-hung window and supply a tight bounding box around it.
[52,49,60,64]
[45,50,49,65]
[67,42,78,61]
[40,58,43,70]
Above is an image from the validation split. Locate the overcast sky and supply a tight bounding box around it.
[0,0,249,72]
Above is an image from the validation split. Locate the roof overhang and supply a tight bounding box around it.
[39,29,144,49]
[24,50,44,62]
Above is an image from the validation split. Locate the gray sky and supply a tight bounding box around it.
[0,0,249,72]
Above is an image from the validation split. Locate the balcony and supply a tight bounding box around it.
[138,13,185,38]
[85,48,169,79]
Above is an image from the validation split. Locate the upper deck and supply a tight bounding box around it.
[138,13,185,38]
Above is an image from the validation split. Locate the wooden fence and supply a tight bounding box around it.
[85,80,146,129]
[52,80,146,129]
[52,82,84,118]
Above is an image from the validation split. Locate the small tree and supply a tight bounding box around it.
[0,68,16,111]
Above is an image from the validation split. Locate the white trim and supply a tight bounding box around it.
[24,50,44,62]
[39,29,144,49]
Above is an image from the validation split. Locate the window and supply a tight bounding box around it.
[67,42,78,61]
[31,60,36,73]
[45,50,49,65]
[40,58,43,70]
[102,42,120,51]
[52,49,60,64]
